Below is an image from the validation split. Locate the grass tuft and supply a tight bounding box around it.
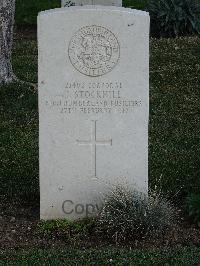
[97,185,177,242]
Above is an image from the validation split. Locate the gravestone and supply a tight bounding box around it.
[38,6,149,220]
[61,0,122,7]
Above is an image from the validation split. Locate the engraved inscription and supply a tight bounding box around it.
[68,26,120,77]
[76,120,112,179]
[45,81,142,115]
[64,1,75,7]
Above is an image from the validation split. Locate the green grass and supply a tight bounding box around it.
[0,247,199,265]
[15,0,148,26]
[37,218,95,236]
[149,37,200,199]
[0,37,200,202]
[0,39,39,201]
[0,83,38,201]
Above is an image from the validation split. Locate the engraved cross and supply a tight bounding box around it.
[76,120,112,179]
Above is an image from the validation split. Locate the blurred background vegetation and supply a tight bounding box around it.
[15,0,199,37]
[15,0,148,26]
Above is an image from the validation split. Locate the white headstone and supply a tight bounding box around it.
[38,6,149,220]
[61,0,122,7]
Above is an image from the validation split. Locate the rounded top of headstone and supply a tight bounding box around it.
[38,6,149,18]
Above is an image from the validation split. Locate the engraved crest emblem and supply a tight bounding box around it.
[68,25,120,77]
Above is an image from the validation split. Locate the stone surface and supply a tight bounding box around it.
[61,0,122,7]
[38,6,149,220]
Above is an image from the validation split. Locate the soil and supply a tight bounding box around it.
[0,201,199,251]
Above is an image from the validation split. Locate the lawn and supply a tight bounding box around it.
[0,247,200,265]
